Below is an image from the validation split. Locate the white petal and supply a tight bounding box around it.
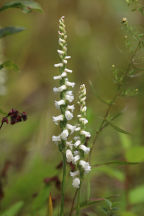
[66,124,76,134]
[53,115,64,125]
[57,49,64,54]
[74,140,81,147]
[72,155,80,164]
[65,56,71,59]
[55,100,65,109]
[72,178,80,188]
[65,68,72,73]
[66,149,73,163]
[53,85,67,93]
[70,170,79,177]
[65,80,75,88]
[80,130,91,138]
[67,105,75,112]
[54,63,63,67]
[61,129,69,140]
[65,110,73,120]
[53,75,62,80]
[79,145,90,154]
[52,135,61,142]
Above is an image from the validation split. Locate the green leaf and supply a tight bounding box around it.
[0,61,19,71]
[93,161,140,167]
[1,201,24,216]
[0,0,42,13]
[106,120,131,135]
[31,185,50,213]
[89,80,110,105]
[129,185,144,204]
[119,133,132,150]
[0,27,25,38]
[94,166,124,181]
[80,198,105,209]
[126,146,144,162]
[121,211,136,216]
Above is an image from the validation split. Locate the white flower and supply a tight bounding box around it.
[80,96,86,102]
[75,127,81,131]
[65,79,75,88]
[66,141,73,149]
[63,59,67,64]
[53,75,62,80]
[74,140,81,147]
[79,160,91,174]
[65,68,72,73]
[79,118,88,125]
[53,85,67,93]
[61,129,69,140]
[53,115,64,125]
[61,72,67,77]
[55,100,65,109]
[57,49,64,55]
[67,105,75,112]
[65,91,74,102]
[65,56,71,59]
[66,124,76,134]
[70,170,79,177]
[59,38,65,44]
[80,130,91,138]
[81,106,87,112]
[72,178,80,188]
[72,155,80,164]
[66,149,73,163]
[79,145,90,154]
[65,110,73,120]
[52,135,61,142]
[54,63,63,67]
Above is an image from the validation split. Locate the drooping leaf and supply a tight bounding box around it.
[0,0,42,13]
[0,61,18,71]
[0,27,25,38]
[48,193,53,216]
[106,120,131,135]
[1,201,24,216]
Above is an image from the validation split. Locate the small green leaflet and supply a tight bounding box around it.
[0,0,42,13]
[0,27,25,38]
[106,119,131,135]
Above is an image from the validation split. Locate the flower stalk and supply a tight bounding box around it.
[52,16,75,216]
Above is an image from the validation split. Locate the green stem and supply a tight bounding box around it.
[60,152,67,216]
[76,184,81,216]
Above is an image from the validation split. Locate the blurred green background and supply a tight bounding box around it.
[0,0,144,215]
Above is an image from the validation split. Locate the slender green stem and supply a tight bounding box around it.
[76,185,81,216]
[60,152,67,216]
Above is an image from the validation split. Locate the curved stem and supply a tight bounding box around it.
[60,152,67,216]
